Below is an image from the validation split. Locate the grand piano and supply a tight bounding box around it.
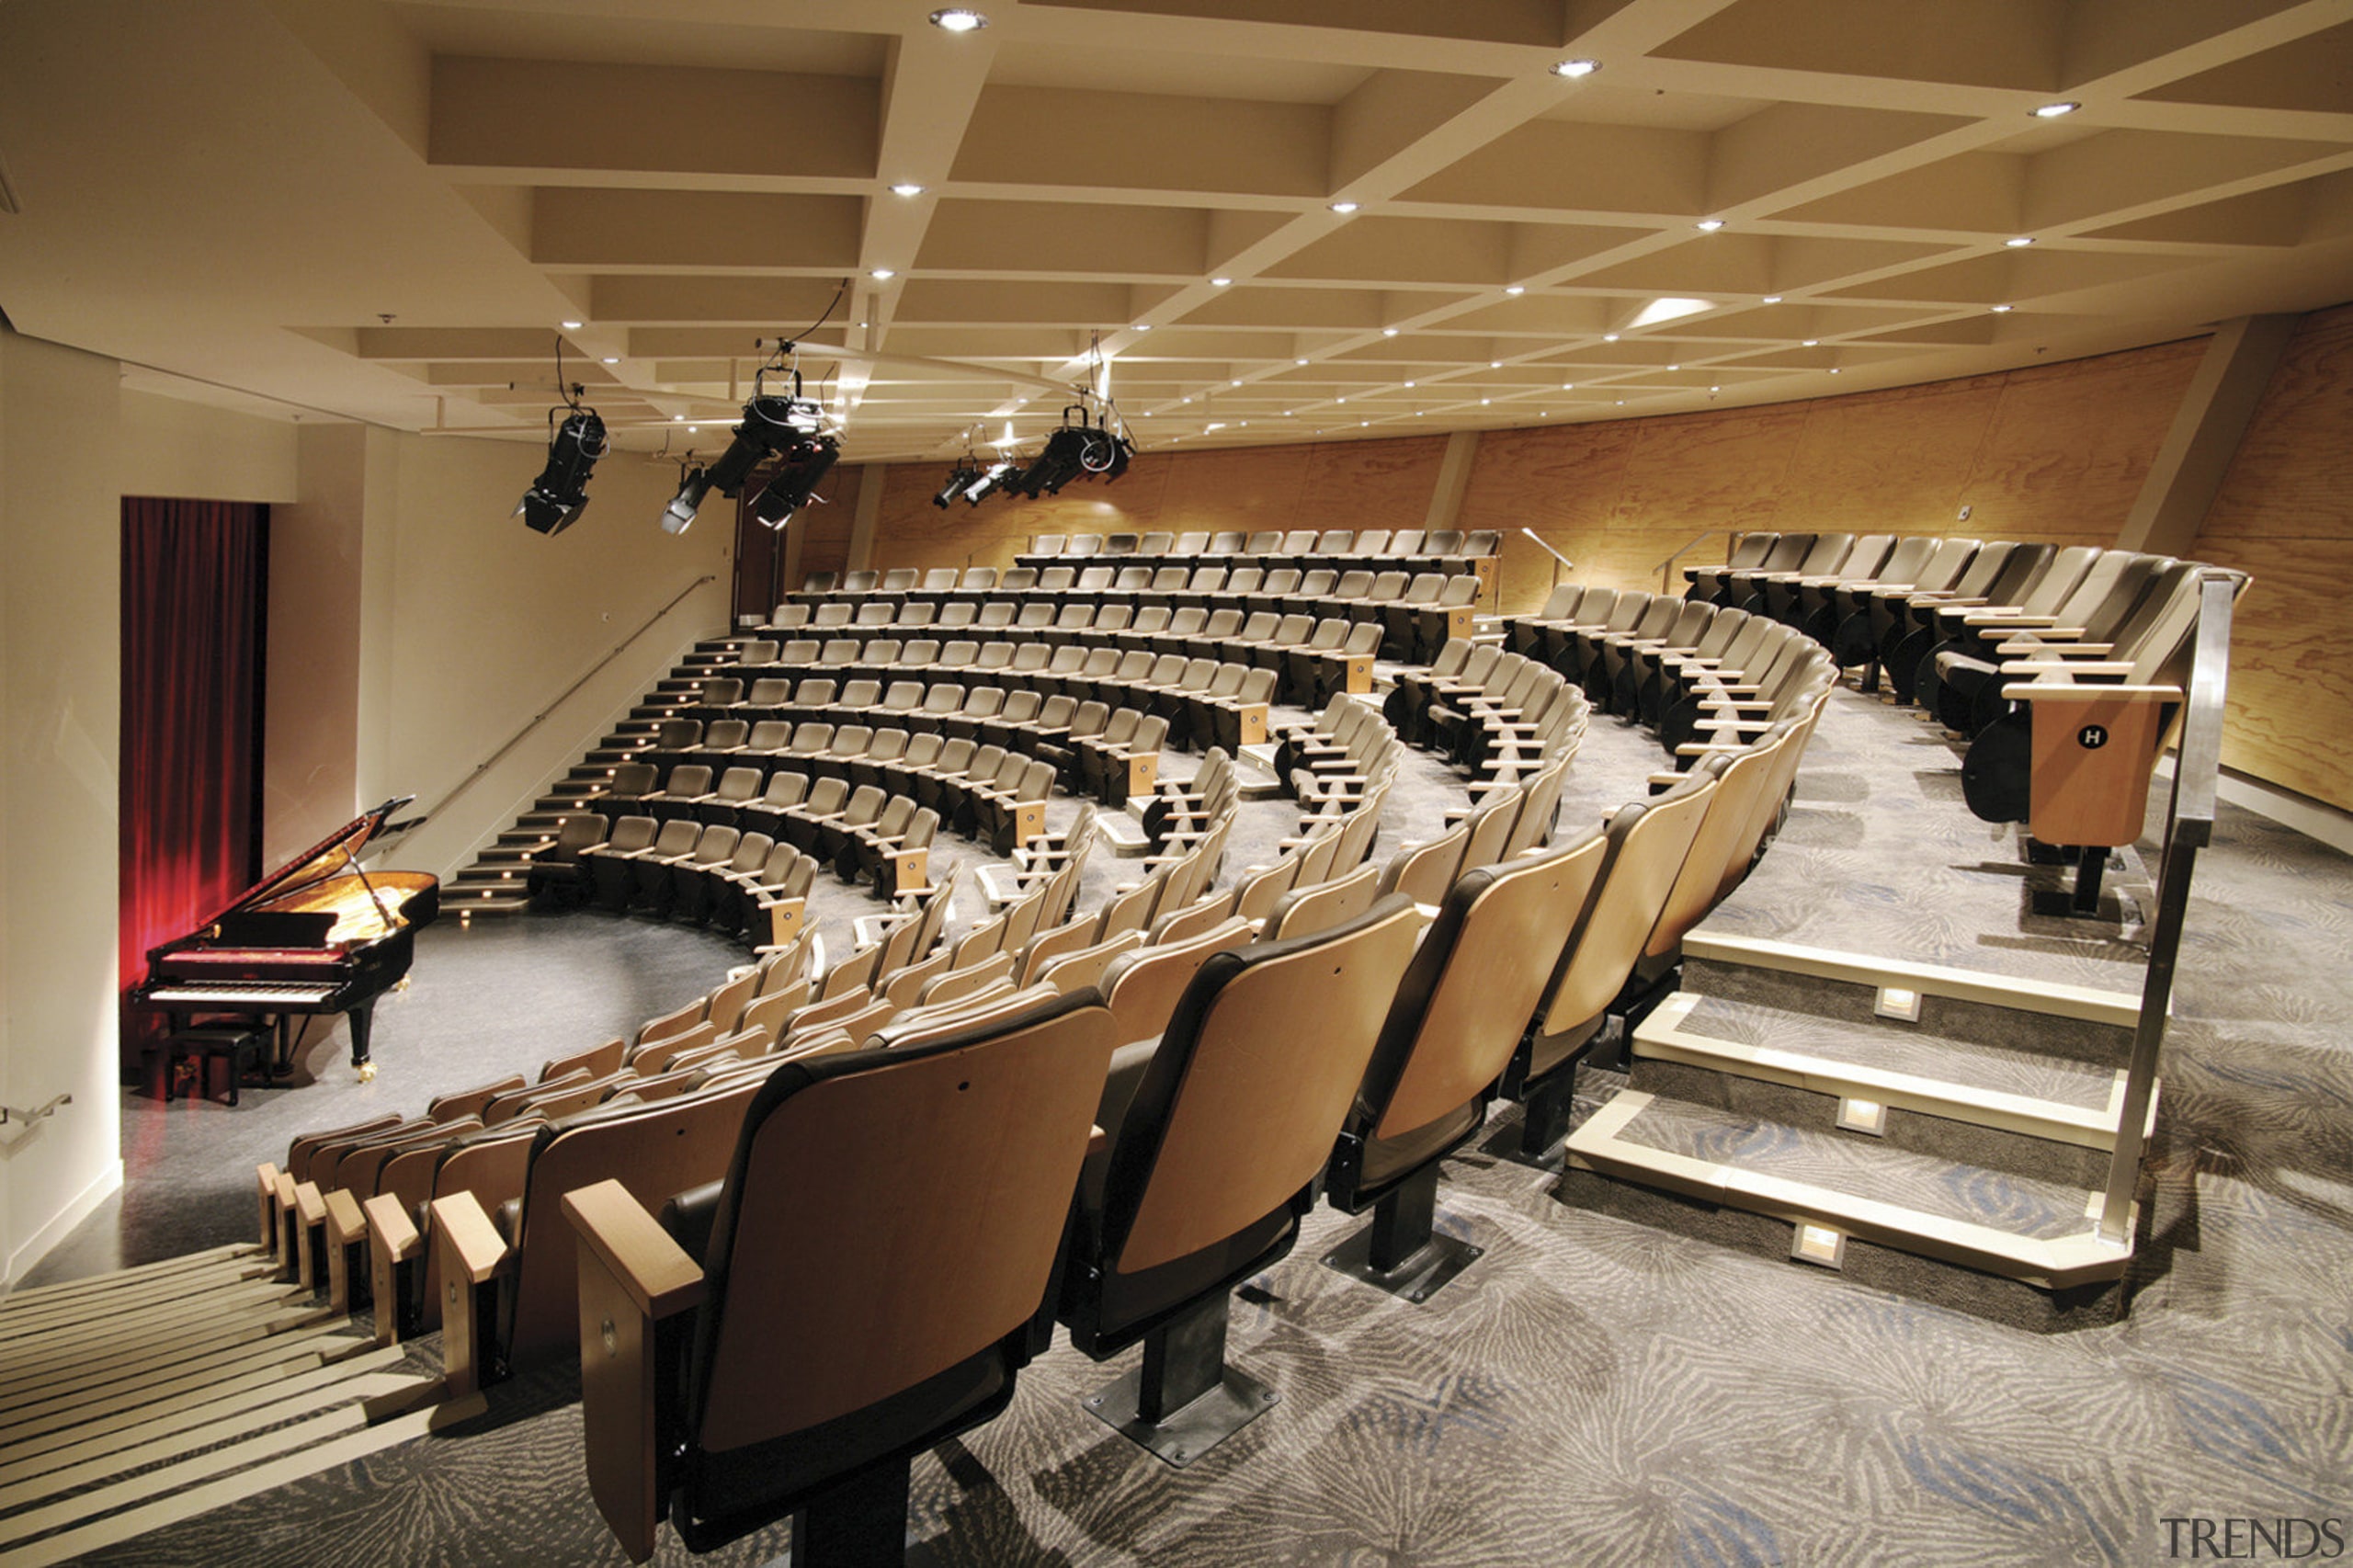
[133,798,439,1082]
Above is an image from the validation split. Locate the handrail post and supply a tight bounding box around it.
[2096,571,2233,1244]
[1655,528,1730,595]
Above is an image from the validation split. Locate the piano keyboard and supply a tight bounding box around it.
[141,981,340,1006]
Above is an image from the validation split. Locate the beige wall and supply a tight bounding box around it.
[0,331,126,1284]
[117,391,301,506]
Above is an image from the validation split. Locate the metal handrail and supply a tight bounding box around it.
[400,574,719,835]
[2096,568,2234,1243]
[1655,529,1728,593]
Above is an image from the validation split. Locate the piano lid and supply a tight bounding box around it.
[188,797,415,945]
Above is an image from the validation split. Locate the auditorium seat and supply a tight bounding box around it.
[1062,898,1423,1463]
[562,989,1116,1562]
[1503,772,1718,1160]
[1323,834,1608,1299]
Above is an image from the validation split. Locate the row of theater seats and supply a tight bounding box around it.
[1014,524,1501,576]
[769,567,1478,657]
[1670,532,2240,889]
[661,656,1266,764]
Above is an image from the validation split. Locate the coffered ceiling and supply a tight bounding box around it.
[3,0,2350,463]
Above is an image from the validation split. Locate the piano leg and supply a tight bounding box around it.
[348,1000,379,1081]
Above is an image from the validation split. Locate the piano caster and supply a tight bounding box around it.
[357,1062,378,1083]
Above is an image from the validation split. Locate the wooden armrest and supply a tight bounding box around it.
[2001,659,2132,678]
[1995,638,2109,656]
[563,1178,707,1321]
[429,1191,514,1398]
[1961,609,2052,627]
[2004,675,2172,698]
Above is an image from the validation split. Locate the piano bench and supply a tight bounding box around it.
[165,1027,273,1107]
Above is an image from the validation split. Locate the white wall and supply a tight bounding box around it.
[0,331,126,1284]
[0,322,730,1284]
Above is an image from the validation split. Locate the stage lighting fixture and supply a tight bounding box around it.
[962,461,1017,505]
[660,382,834,535]
[515,404,608,535]
[934,464,977,509]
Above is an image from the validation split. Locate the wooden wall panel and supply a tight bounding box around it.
[1965,340,2205,545]
[1158,443,1316,536]
[1294,433,1449,536]
[1776,377,1997,533]
[1461,421,1642,612]
[2193,302,2353,811]
[2198,302,2353,543]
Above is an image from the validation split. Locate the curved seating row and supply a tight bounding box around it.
[768,568,1477,657]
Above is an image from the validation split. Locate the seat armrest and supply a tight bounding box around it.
[428,1191,515,1400]
[564,1178,707,1321]
[564,1178,707,1563]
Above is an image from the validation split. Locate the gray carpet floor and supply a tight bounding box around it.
[24,683,2353,1565]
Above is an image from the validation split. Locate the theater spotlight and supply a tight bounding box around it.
[934,462,978,509]
[746,432,839,529]
[963,460,1018,505]
[1012,413,1118,497]
[660,373,835,535]
[515,403,608,535]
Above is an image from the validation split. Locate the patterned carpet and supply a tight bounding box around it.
[32,685,2353,1565]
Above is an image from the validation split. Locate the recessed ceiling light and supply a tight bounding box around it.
[1551,58,1600,78]
[2005,236,2035,247]
[1828,368,1841,374]
[1710,385,1721,392]
[1133,324,1152,332]
[1490,359,1502,368]
[1360,420,1369,426]
[1666,363,1680,371]
[1991,303,2015,312]
[1802,339,1820,347]
[1329,200,1358,214]
[1181,396,1191,403]
[1480,398,1492,405]
[1602,333,1620,342]
[1211,277,1233,287]
[1381,327,1399,337]
[1695,218,1725,233]
[1232,379,1243,387]
[2031,101,2080,119]
[1761,295,1782,304]
[673,414,685,421]
[560,320,583,330]
[1336,396,1347,403]
[1295,358,1308,365]
[1504,285,1526,296]
[890,182,925,197]
[1282,410,1292,416]
[1562,381,1574,390]
[687,426,698,434]
[1631,296,1712,328]
[601,357,619,365]
[1404,380,1416,388]
[870,267,896,279]
[929,8,987,31]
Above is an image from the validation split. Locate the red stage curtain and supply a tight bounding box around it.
[118,497,267,1065]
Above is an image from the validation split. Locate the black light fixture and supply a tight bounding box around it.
[933,460,979,509]
[515,398,608,535]
[515,333,609,534]
[1011,406,1121,497]
[661,360,835,535]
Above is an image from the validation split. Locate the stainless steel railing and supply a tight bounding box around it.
[2097,568,2235,1244]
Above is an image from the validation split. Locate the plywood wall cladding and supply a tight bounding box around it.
[2194,303,2353,812]
[859,433,1450,572]
[1470,338,2209,614]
